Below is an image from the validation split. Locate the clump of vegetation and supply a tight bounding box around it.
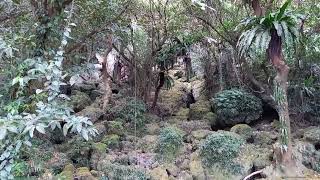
[100,162,149,180]
[110,97,147,128]
[102,134,120,150]
[107,120,124,136]
[230,124,254,141]
[11,161,30,178]
[199,131,244,169]
[212,89,263,126]
[156,126,184,161]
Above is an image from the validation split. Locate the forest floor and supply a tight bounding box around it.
[25,64,320,180]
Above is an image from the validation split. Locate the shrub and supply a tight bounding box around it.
[211,89,262,126]
[111,97,147,128]
[102,134,120,149]
[199,131,244,168]
[11,161,30,177]
[156,126,184,161]
[107,120,124,136]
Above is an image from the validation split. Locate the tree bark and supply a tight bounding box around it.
[152,71,165,108]
[268,29,293,166]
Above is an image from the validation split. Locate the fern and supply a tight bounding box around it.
[236,0,300,58]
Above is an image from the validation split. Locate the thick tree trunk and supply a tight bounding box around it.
[268,29,293,166]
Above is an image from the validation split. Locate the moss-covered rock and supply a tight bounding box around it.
[189,100,211,120]
[77,106,104,123]
[145,123,161,135]
[101,134,120,149]
[203,112,217,126]
[230,124,253,141]
[45,152,69,174]
[76,167,96,180]
[175,107,190,120]
[137,135,158,152]
[58,164,74,180]
[304,127,320,145]
[293,140,320,173]
[150,166,169,180]
[176,120,211,134]
[191,130,212,140]
[98,162,149,180]
[69,90,92,112]
[253,131,277,147]
[178,171,193,180]
[189,152,205,180]
[211,89,263,127]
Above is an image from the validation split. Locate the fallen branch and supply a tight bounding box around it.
[243,170,263,180]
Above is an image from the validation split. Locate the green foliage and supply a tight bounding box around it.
[212,89,263,126]
[237,0,301,57]
[107,120,124,136]
[156,126,184,161]
[102,134,120,150]
[11,161,30,177]
[0,5,97,179]
[110,97,147,128]
[199,131,244,169]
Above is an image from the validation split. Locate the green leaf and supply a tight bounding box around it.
[35,124,46,134]
[277,0,292,20]
[29,126,35,138]
[81,129,89,141]
[0,129,7,140]
[63,124,70,136]
[273,21,283,37]
[281,21,292,47]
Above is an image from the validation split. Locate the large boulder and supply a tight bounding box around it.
[69,90,92,112]
[189,152,205,180]
[230,124,254,142]
[189,100,211,120]
[304,126,320,145]
[150,166,169,180]
[77,106,104,123]
[211,89,263,127]
[253,131,277,147]
[97,162,149,179]
[293,140,320,172]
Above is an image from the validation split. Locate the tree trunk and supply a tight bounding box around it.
[268,29,293,166]
[152,71,165,108]
[184,56,192,82]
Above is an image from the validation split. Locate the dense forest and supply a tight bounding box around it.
[0,0,320,179]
